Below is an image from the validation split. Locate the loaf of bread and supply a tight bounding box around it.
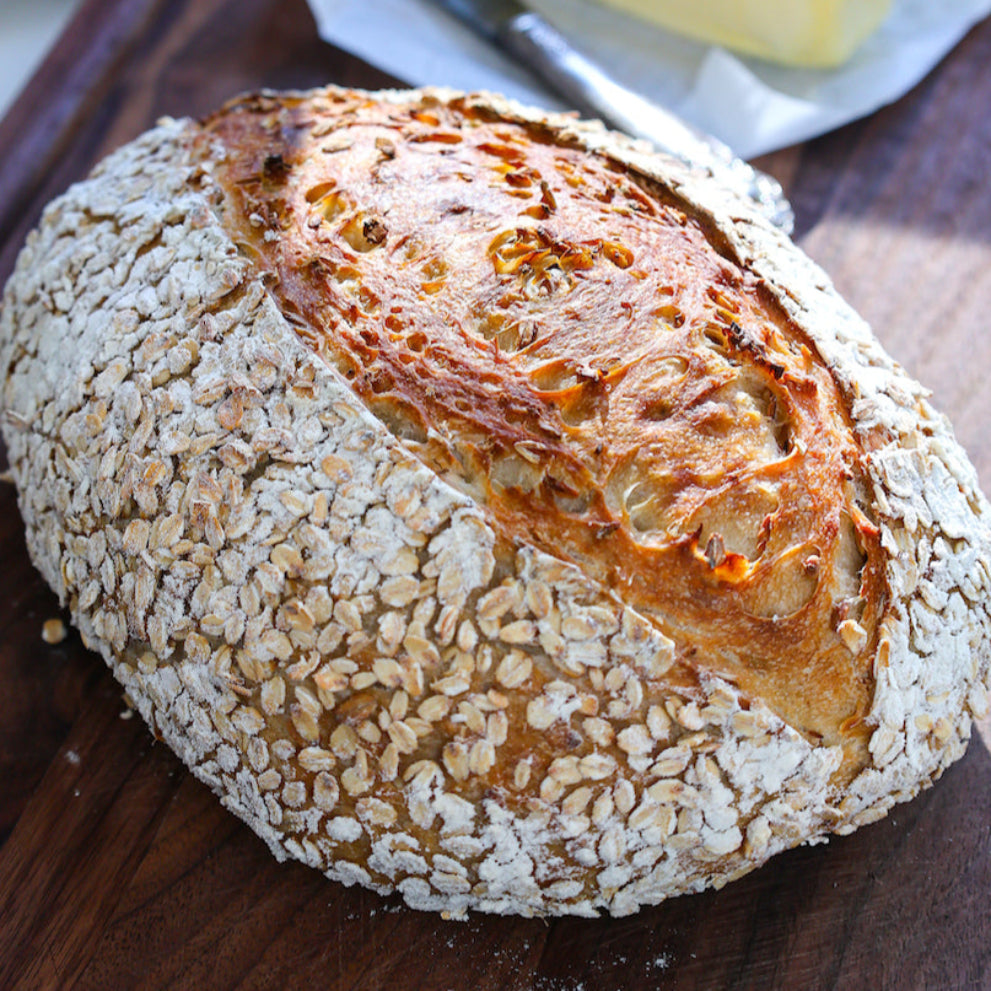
[2,86,989,918]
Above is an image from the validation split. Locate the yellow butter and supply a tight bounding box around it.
[590,0,895,68]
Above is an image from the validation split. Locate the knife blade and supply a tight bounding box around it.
[431,0,794,233]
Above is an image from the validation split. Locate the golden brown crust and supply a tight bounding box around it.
[202,90,884,772]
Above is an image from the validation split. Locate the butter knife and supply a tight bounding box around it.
[432,0,794,233]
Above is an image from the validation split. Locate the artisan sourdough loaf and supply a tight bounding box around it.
[3,87,990,917]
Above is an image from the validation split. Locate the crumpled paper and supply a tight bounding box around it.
[305,0,991,158]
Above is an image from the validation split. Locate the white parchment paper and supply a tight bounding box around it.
[305,0,991,158]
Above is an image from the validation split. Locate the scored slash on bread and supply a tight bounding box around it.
[2,86,989,917]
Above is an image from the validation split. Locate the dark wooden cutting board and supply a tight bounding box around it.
[3,1,991,987]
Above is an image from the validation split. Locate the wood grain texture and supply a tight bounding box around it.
[1,0,991,988]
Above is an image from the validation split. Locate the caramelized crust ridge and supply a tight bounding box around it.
[203,91,885,770]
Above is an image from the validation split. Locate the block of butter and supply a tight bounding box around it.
[590,0,895,67]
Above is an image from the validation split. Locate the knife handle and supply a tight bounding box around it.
[499,11,794,233]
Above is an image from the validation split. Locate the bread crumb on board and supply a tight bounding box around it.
[41,617,67,644]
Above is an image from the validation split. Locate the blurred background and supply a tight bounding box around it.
[0,0,80,119]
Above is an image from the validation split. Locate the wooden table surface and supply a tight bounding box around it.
[2,1,991,988]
